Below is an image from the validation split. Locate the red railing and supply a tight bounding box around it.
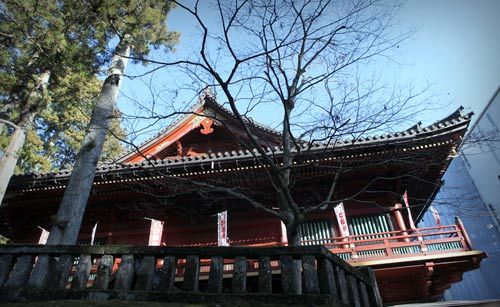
[302,221,472,263]
[151,219,473,265]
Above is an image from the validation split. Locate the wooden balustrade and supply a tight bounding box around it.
[0,245,382,307]
[301,224,470,262]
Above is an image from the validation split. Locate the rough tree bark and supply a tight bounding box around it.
[0,121,25,205]
[46,41,130,245]
[0,70,50,206]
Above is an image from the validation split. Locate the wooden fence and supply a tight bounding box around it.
[0,245,382,306]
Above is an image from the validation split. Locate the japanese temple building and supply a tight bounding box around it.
[1,93,486,304]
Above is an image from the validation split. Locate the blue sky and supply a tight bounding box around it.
[395,0,500,117]
[119,0,500,144]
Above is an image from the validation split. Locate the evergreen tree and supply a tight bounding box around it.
[33,73,125,172]
[0,0,124,173]
[23,0,177,287]
[45,0,178,245]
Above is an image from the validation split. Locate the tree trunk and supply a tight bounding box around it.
[0,70,50,206]
[16,70,51,128]
[279,192,303,294]
[46,42,130,245]
[286,226,301,246]
[0,123,25,206]
[284,219,302,294]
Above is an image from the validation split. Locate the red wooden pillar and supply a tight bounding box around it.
[392,203,409,242]
[455,216,473,250]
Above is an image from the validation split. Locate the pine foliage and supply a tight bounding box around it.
[0,0,178,173]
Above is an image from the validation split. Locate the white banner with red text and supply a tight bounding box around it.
[217,211,230,246]
[430,205,441,225]
[37,227,49,245]
[148,219,164,246]
[334,202,350,238]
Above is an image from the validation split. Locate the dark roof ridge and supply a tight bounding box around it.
[203,95,282,137]
[432,106,468,126]
[11,108,471,183]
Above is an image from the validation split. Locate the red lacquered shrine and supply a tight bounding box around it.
[1,92,486,304]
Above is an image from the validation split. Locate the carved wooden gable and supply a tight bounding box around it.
[118,95,282,164]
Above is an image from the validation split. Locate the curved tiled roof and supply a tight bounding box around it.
[116,89,282,163]
[9,107,472,185]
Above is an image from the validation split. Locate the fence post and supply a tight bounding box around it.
[5,254,33,288]
[114,254,135,290]
[280,255,301,294]
[0,254,14,287]
[26,254,50,288]
[135,256,156,291]
[335,267,349,305]
[347,274,361,307]
[183,255,199,292]
[207,255,223,293]
[71,254,92,289]
[302,255,319,294]
[51,254,75,289]
[93,255,113,290]
[359,280,370,307]
[359,267,383,307]
[158,255,177,291]
[258,256,272,294]
[232,256,247,294]
[317,257,337,297]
